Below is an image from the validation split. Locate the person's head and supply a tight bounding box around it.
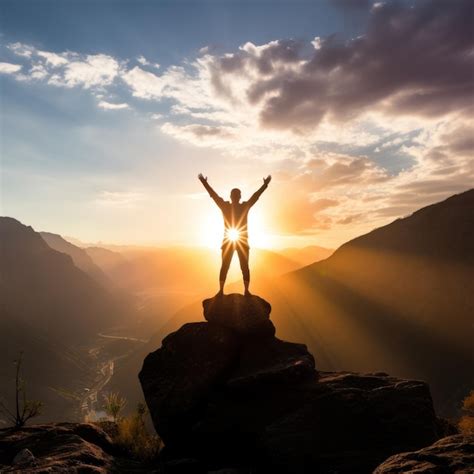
[230,188,241,203]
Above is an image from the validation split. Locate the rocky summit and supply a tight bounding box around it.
[139,294,455,473]
[203,293,274,337]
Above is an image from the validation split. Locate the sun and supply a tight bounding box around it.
[227,228,240,242]
[198,208,274,249]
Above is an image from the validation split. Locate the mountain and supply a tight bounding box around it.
[40,232,112,289]
[84,247,130,283]
[0,217,137,423]
[267,189,474,415]
[279,245,334,266]
[1,217,126,341]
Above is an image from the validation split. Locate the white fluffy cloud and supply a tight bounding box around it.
[0,62,22,74]
[97,100,129,110]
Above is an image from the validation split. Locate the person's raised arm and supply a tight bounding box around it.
[247,175,271,207]
[198,174,224,207]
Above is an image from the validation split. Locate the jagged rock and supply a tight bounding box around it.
[12,448,35,466]
[139,322,240,444]
[373,434,474,473]
[203,294,274,337]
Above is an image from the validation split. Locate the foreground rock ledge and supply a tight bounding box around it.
[139,294,452,473]
[374,434,474,473]
[0,423,130,473]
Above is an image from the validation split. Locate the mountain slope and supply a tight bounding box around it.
[40,232,112,289]
[267,189,474,414]
[279,245,334,266]
[1,217,125,340]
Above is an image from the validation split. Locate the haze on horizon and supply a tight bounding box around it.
[1,0,472,249]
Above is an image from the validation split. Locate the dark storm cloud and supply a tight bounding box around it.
[210,0,474,131]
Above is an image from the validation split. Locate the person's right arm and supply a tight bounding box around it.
[198,174,224,207]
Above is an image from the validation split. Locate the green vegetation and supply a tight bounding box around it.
[102,391,127,422]
[0,352,43,428]
[459,390,474,435]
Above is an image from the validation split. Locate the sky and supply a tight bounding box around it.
[0,0,473,249]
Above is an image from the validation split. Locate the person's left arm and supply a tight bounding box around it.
[247,175,271,207]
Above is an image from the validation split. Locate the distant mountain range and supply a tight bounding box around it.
[2,190,472,420]
[1,218,126,341]
[0,218,130,423]
[40,232,112,289]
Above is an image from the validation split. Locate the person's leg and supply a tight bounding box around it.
[237,245,250,295]
[218,245,234,295]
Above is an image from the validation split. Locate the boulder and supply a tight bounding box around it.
[140,295,447,472]
[139,322,240,444]
[140,328,443,472]
[203,294,274,337]
[373,434,474,473]
[12,448,35,466]
[260,372,444,473]
[0,423,115,473]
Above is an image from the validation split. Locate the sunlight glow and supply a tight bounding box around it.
[227,228,240,242]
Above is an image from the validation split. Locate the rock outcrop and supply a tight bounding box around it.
[140,294,451,473]
[374,434,474,473]
[0,422,160,473]
[203,293,275,337]
[0,423,116,473]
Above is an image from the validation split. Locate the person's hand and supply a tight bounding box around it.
[263,175,272,186]
[198,173,207,182]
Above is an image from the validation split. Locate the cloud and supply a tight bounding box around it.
[137,55,160,69]
[97,100,130,110]
[161,122,236,147]
[7,42,120,89]
[37,50,69,67]
[2,2,473,241]
[7,42,35,58]
[178,0,473,132]
[57,54,120,88]
[0,62,22,74]
[122,66,167,99]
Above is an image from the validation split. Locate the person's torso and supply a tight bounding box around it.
[220,202,250,244]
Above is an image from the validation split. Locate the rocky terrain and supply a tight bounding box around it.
[1,294,472,473]
[139,294,466,473]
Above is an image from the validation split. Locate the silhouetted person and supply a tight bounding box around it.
[198,173,271,296]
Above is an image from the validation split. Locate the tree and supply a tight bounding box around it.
[0,351,43,428]
[102,392,126,422]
